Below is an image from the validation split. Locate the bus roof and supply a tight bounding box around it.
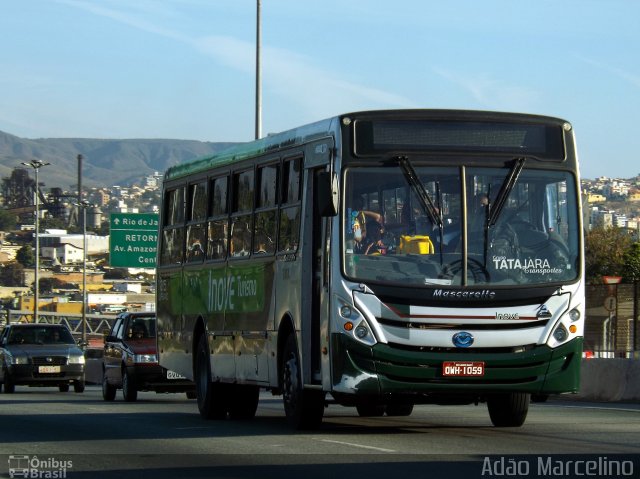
[164,116,340,181]
[163,109,570,181]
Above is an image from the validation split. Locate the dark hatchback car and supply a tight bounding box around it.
[0,323,85,393]
[102,312,195,401]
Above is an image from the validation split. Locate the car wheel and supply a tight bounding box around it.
[281,334,325,429]
[59,383,70,392]
[122,368,138,402]
[195,334,228,419]
[3,370,15,394]
[74,380,85,393]
[102,372,116,401]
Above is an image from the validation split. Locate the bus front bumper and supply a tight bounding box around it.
[330,334,582,398]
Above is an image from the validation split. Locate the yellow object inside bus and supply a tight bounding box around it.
[398,235,435,254]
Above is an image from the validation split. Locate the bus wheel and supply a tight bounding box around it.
[195,335,227,419]
[386,403,414,417]
[487,393,529,427]
[228,385,259,420]
[282,334,324,429]
[356,403,385,417]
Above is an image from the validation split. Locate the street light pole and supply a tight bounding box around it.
[255,0,262,140]
[76,200,91,346]
[21,159,50,322]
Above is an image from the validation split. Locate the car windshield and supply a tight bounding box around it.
[127,317,156,340]
[343,164,580,287]
[8,327,76,345]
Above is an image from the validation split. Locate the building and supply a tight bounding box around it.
[39,230,109,265]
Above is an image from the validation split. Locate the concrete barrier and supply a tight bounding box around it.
[575,359,640,402]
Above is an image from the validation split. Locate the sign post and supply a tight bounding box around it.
[602,276,622,357]
[109,213,159,268]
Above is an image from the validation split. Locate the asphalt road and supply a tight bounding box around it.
[1,386,639,479]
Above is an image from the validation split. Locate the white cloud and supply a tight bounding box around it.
[577,56,640,89]
[432,67,540,110]
[59,0,415,125]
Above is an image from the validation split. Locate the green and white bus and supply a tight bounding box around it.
[157,109,584,428]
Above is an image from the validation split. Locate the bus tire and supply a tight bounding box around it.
[487,392,529,427]
[386,403,414,417]
[281,334,325,430]
[195,335,227,420]
[228,384,259,420]
[356,403,385,417]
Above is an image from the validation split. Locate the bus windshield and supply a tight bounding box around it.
[343,164,580,287]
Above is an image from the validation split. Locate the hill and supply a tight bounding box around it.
[0,130,238,190]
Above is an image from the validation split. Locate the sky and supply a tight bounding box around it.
[1,0,639,180]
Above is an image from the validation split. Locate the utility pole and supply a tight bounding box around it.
[76,200,92,346]
[21,159,50,322]
[255,0,262,140]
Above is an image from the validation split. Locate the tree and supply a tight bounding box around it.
[0,263,25,287]
[38,277,67,294]
[15,245,35,268]
[622,242,640,283]
[585,227,633,283]
[40,216,68,231]
[0,208,17,231]
[104,268,128,279]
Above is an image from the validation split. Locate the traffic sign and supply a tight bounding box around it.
[109,213,159,268]
[604,295,617,312]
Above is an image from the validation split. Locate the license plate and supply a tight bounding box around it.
[442,361,484,377]
[38,365,61,374]
[166,370,185,380]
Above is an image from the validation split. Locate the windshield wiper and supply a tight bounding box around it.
[483,158,526,265]
[487,158,526,227]
[397,156,444,264]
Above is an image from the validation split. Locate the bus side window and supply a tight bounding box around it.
[186,181,207,263]
[254,163,278,255]
[230,169,254,257]
[278,158,301,253]
[160,187,185,265]
[207,176,229,260]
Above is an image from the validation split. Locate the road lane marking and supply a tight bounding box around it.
[557,405,640,414]
[316,438,396,453]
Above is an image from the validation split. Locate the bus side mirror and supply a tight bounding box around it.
[317,171,339,217]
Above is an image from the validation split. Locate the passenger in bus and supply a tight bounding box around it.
[349,197,385,254]
[187,237,205,261]
[359,220,387,255]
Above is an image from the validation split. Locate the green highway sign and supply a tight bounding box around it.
[109,213,159,268]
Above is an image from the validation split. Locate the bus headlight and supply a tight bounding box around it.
[552,324,568,343]
[353,320,376,346]
[336,299,377,346]
[568,308,580,322]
